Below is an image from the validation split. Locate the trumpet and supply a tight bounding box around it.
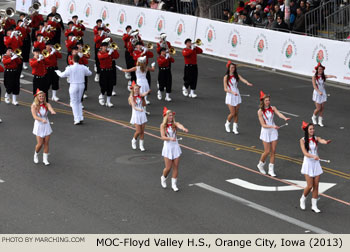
[76,36,82,41]
[53,15,61,23]
[14,48,22,57]
[44,36,50,41]
[146,42,153,50]
[53,43,61,51]
[82,48,90,55]
[192,38,203,46]
[109,42,119,50]
[79,20,84,24]
[41,49,50,58]
[83,44,90,51]
[169,47,176,55]
[105,23,110,28]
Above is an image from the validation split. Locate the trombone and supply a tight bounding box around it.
[79,20,84,24]
[192,38,203,46]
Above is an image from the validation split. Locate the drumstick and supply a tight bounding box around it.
[278,123,288,128]
[319,159,330,163]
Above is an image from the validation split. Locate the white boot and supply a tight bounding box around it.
[99,94,105,106]
[94,73,100,82]
[144,95,150,105]
[52,90,59,101]
[225,120,231,133]
[171,178,179,192]
[127,80,132,91]
[165,93,172,102]
[161,175,167,188]
[182,86,188,96]
[139,139,145,152]
[112,88,116,96]
[189,89,197,98]
[311,114,317,125]
[4,93,10,104]
[318,116,324,127]
[232,122,239,134]
[257,161,266,174]
[12,95,18,106]
[23,62,28,69]
[106,96,114,107]
[300,194,306,210]
[34,151,39,164]
[94,64,97,72]
[43,153,50,166]
[157,90,162,100]
[131,138,137,150]
[268,163,276,177]
[311,198,321,213]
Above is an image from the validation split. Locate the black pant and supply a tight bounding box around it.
[33,75,49,102]
[94,45,101,74]
[0,33,6,55]
[99,69,114,96]
[112,60,117,86]
[158,68,172,93]
[21,36,31,62]
[146,71,151,88]
[4,70,20,95]
[183,64,198,90]
[46,67,59,90]
[125,50,136,81]
[31,28,38,44]
[53,28,62,45]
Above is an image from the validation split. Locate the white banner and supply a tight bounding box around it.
[15,0,34,13]
[19,0,350,85]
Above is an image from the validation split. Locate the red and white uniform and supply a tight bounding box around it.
[132,50,153,65]
[130,95,147,125]
[162,124,182,160]
[93,33,108,49]
[68,53,89,65]
[33,41,46,51]
[4,35,23,50]
[44,50,62,68]
[29,57,47,76]
[93,25,110,35]
[3,18,16,30]
[122,33,131,49]
[64,27,83,37]
[0,65,4,72]
[225,75,241,106]
[65,38,78,53]
[182,46,202,65]
[156,41,172,55]
[97,50,119,69]
[2,55,22,70]
[301,137,323,177]
[157,54,174,68]
[312,76,327,104]
[33,104,52,138]
[30,14,44,29]
[259,107,278,143]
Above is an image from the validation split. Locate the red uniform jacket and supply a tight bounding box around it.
[65,39,77,53]
[98,50,119,69]
[126,36,143,53]
[64,27,83,37]
[156,41,172,55]
[30,14,44,29]
[44,50,62,68]
[132,50,153,65]
[29,57,47,76]
[4,36,23,50]
[33,41,46,52]
[15,26,28,39]
[47,20,61,30]
[4,18,16,30]
[68,53,89,65]
[94,34,108,49]
[157,55,174,68]
[2,55,22,69]
[93,25,110,35]
[74,23,85,31]
[182,47,203,65]
[0,65,4,72]
[122,33,131,48]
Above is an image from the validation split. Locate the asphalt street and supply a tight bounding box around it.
[0,1,349,234]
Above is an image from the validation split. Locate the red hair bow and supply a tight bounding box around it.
[34,88,44,97]
[314,62,325,70]
[259,90,266,100]
[302,121,309,130]
[226,60,232,69]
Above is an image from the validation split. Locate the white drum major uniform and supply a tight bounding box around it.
[130,92,147,125]
[259,106,278,143]
[225,75,241,106]
[33,103,53,138]
[162,123,182,160]
[300,136,323,177]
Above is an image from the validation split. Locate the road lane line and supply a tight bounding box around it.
[0,179,5,183]
[194,182,331,234]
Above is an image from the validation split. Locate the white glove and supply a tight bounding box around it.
[38,54,44,61]
[10,31,15,38]
[50,48,56,55]
[101,30,104,36]
[142,47,148,54]
[19,22,24,27]
[71,26,75,31]
[151,62,156,68]
[116,65,123,71]
[128,29,132,35]
[54,70,62,76]
[71,36,76,41]
[11,54,18,60]
[165,53,170,59]
[39,37,43,43]
[47,25,51,29]
[108,49,114,55]
[41,27,45,33]
[78,52,83,58]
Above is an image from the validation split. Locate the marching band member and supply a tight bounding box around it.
[0,63,4,122]
[16,15,31,70]
[299,121,331,213]
[157,48,174,101]
[65,32,78,63]
[223,61,253,134]
[47,6,64,45]
[182,38,202,98]
[117,56,155,114]
[33,33,46,51]
[30,10,44,44]
[44,40,62,102]
[55,54,92,125]
[126,30,143,85]
[160,107,188,191]
[29,48,48,100]
[128,81,150,151]
[122,25,133,89]
[93,27,108,82]
[3,15,16,31]
[132,42,153,103]
[311,63,337,127]
[156,33,171,55]
[257,91,290,177]
[31,89,56,165]
[0,24,5,55]
[93,19,110,35]
[2,47,22,105]
[64,21,83,38]
[72,15,85,36]
[97,41,119,107]
[4,27,23,51]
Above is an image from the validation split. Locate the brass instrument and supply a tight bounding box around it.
[32,1,41,10]
[15,31,23,37]
[105,23,110,28]
[109,42,119,50]
[147,42,153,50]
[28,7,35,15]
[82,48,90,55]
[169,47,176,55]
[79,20,84,24]
[5,7,15,17]
[41,49,50,58]
[76,27,81,32]
[83,44,90,51]
[44,36,50,41]
[53,43,61,51]
[77,36,82,41]
[14,48,22,57]
[0,26,3,33]
[192,38,203,46]
[53,15,61,23]
[24,16,32,26]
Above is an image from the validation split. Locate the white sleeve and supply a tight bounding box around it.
[59,66,71,78]
[85,66,92,76]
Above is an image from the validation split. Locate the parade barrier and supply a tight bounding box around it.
[16,0,350,85]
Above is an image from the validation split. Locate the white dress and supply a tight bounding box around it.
[162,124,182,160]
[33,105,52,138]
[225,75,242,106]
[301,137,323,177]
[136,66,149,94]
[130,95,147,125]
[312,77,327,104]
[259,107,278,143]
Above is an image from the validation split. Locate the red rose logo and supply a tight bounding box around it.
[231,35,238,48]
[207,29,213,42]
[257,39,264,52]
[120,13,125,24]
[22,0,25,5]
[44,0,47,7]
[316,50,324,63]
[138,16,143,28]
[285,44,293,58]
[69,4,74,14]
[177,24,183,35]
[102,10,107,20]
[158,20,163,31]
[85,7,90,17]
[55,0,59,9]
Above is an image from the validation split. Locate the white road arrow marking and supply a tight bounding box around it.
[226,178,336,194]
[0,179,5,183]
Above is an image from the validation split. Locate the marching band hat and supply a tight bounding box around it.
[71,46,78,50]
[101,42,109,47]
[259,90,267,100]
[45,40,54,45]
[125,25,132,30]
[160,47,166,52]
[67,32,74,37]
[34,88,45,97]
[33,47,41,52]
[102,37,111,43]
[163,107,175,117]
[130,81,140,89]
[97,27,104,31]
[226,60,233,68]
[72,15,78,19]
[96,19,102,24]
[68,21,74,25]
[184,38,191,44]
[302,121,309,130]
[135,41,143,46]
[160,33,167,39]
[76,40,83,45]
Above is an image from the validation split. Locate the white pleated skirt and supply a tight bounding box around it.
[301,157,323,177]
[260,127,278,143]
[312,89,327,104]
[33,119,52,138]
[130,109,147,125]
[225,92,242,107]
[162,141,182,160]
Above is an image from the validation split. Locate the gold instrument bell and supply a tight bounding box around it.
[14,48,22,57]
[192,38,203,46]
[83,44,90,51]
[110,42,119,50]
[41,49,50,58]
[53,43,61,51]
[147,42,153,50]
[82,48,90,55]
[169,47,176,55]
